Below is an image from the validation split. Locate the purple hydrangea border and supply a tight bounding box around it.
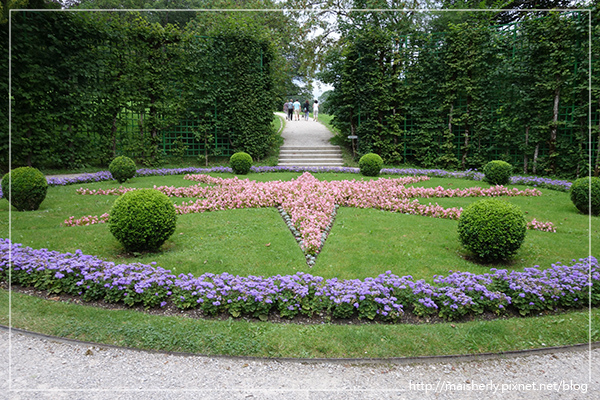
[1,239,597,322]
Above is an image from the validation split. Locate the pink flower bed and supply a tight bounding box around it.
[65,173,554,254]
[527,218,557,232]
[64,213,110,227]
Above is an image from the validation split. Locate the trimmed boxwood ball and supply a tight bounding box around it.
[108,189,176,252]
[458,198,526,262]
[482,160,512,186]
[570,176,600,216]
[1,167,48,211]
[109,156,137,183]
[359,153,383,177]
[230,152,253,175]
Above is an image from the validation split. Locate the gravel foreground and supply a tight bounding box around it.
[1,329,597,400]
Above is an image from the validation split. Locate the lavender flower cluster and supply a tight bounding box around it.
[46,171,114,186]
[2,239,597,322]
[510,175,572,192]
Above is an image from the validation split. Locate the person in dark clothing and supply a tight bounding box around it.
[287,99,294,121]
[302,100,310,121]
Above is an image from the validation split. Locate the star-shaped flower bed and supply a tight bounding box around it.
[66,172,554,266]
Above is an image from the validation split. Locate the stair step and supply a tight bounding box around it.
[279,154,342,160]
[280,146,340,151]
[280,152,341,157]
[278,162,344,166]
[278,158,344,163]
[280,148,342,153]
[278,144,344,167]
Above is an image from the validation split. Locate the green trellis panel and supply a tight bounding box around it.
[113,32,269,160]
[389,12,599,173]
[156,33,267,159]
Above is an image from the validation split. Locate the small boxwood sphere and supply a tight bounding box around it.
[359,153,383,177]
[458,198,526,262]
[1,167,48,211]
[483,160,512,186]
[108,189,176,252]
[230,152,253,175]
[570,177,600,216]
[109,156,137,183]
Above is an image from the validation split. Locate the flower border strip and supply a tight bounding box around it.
[64,172,555,233]
[2,239,597,322]
[0,166,572,199]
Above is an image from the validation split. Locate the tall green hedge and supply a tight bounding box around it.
[321,10,598,179]
[6,11,278,172]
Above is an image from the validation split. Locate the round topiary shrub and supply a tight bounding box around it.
[109,156,136,183]
[570,176,600,216]
[482,160,513,186]
[1,167,48,211]
[458,198,526,262]
[230,152,253,175]
[359,153,383,177]
[108,189,176,252]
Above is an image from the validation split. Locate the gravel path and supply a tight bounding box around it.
[1,328,597,400]
[277,112,338,148]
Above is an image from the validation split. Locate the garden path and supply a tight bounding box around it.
[2,328,597,399]
[276,112,344,167]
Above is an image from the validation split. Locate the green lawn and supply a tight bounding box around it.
[1,290,597,358]
[2,172,596,281]
[1,170,598,358]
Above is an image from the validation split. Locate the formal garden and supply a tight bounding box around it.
[1,6,599,358]
[1,157,599,358]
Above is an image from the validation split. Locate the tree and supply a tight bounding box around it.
[73,0,202,27]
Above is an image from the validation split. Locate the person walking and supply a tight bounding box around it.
[283,100,289,120]
[287,99,294,121]
[302,100,310,121]
[293,99,301,121]
[312,100,319,121]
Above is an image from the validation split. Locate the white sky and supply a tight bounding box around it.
[313,81,334,99]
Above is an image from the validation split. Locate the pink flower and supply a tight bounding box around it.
[68,172,553,253]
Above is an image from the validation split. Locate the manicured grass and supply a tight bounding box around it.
[1,289,597,358]
[2,172,596,280]
[1,170,598,358]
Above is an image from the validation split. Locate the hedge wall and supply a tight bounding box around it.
[4,11,278,172]
[323,10,599,179]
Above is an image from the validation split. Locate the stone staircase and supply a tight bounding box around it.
[278,146,344,167]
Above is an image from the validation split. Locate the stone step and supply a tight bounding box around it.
[278,157,344,163]
[280,146,340,151]
[279,147,342,154]
[279,152,342,158]
[279,154,342,160]
[278,161,344,167]
[278,144,344,167]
